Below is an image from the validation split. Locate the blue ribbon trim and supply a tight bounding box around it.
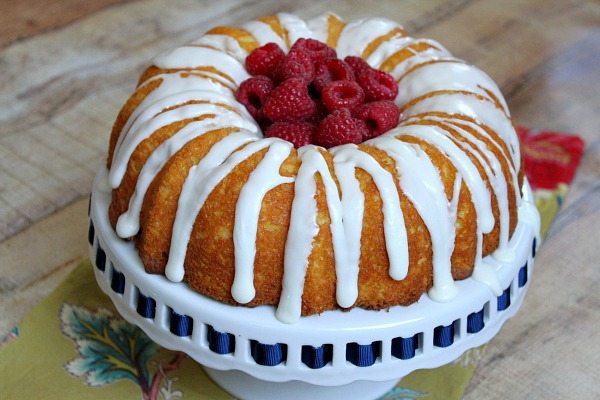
[85,217,538,368]
[136,292,156,319]
[95,245,106,271]
[518,263,528,287]
[170,310,193,337]
[207,325,235,354]
[88,220,95,246]
[434,323,455,348]
[301,344,333,369]
[391,334,418,360]
[467,309,485,333]
[110,268,125,294]
[250,340,287,367]
[251,341,286,366]
[497,287,511,311]
[346,341,380,367]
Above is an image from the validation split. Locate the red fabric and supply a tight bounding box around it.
[517,126,585,190]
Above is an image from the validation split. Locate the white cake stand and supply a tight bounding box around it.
[89,167,539,400]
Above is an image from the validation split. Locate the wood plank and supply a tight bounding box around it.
[0,197,29,240]
[416,0,599,91]
[0,0,131,48]
[508,31,600,134]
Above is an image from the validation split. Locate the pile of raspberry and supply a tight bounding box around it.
[235,38,400,148]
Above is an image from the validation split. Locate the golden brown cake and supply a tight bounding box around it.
[105,13,523,323]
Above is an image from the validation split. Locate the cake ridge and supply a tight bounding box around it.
[277,145,343,323]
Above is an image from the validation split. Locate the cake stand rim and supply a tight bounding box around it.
[89,166,539,386]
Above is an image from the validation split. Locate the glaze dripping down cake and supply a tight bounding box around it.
[105,13,523,323]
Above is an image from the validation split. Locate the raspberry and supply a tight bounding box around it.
[314,100,329,120]
[322,80,364,112]
[314,59,355,92]
[238,37,403,147]
[265,121,316,148]
[344,56,371,76]
[290,38,336,62]
[353,100,400,140]
[356,68,398,101]
[274,49,314,83]
[235,76,274,120]
[313,108,367,148]
[307,82,321,100]
[263,77,317,122]
[304,99,329,125]
[245,43,285,78]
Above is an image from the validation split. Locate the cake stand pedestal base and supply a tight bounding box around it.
[203,367,399,400]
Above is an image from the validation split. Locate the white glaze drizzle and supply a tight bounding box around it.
[231,140,294,303]
[392,124,494,233]
[165,135,289,282]
[116,107,258,238]
[153,46,249,85]
[109,89,248,188]
[443,123,512,267]
[277,13,317,43]
[449,173,463,222]
[109,14,535,323]
[393,122,503,293]
[402,91,521,171]
[472,261,503,296]
[396,61,509,114]
[328,146,362,308]
[365,35,413,67]
[336,18,400,58]
[519,183,541,249]
[276,146,347,323]
[433,120,509,244]
[306,13,333,43]
[443,116,520,195]
[242,20,288,49]
[424,116,515,249]
[369,136,459,301]
[380,39,451,79]
[112,73,234,164]
[331,144,407,308]
[164,133,265,282]
[392,121,508,293]
[191,34,249,63]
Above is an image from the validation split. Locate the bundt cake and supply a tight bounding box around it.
[105,13,523,323]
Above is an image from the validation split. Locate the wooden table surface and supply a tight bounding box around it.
[1,0,599,398]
